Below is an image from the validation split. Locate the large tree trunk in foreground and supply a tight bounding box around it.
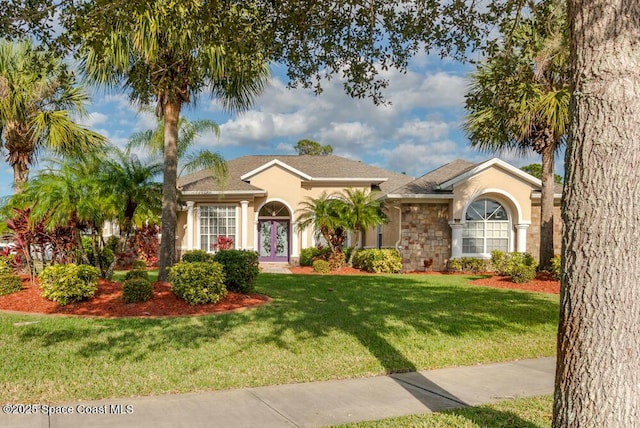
[157,101,181,281]
[538,146,555,271]
[553,0,640,426]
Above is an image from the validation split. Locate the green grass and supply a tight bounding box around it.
[333,395,553,427]
[112,269,159,283]
[0,273,558,403]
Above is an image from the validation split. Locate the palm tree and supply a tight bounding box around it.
[98,146,162,242]
[463,1,569,270]
[78,2,270,280]
[337,188,387,265]
[12,156,112,264]
[127,116,227,181]
[0,39,105,192]
[296,192,345,253]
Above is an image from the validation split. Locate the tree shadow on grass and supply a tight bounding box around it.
[441,399,551,427]
[14,273,557,405]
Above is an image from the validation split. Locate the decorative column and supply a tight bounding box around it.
[515,223,530,253]
[240,200,249,250]
[449,221,463,259]
[186,201,195,251]
[291,214,299,258]
[300,223,308,249]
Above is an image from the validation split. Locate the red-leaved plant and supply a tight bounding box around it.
[131,223,160,266]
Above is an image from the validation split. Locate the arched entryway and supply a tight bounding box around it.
[257,201,291,262]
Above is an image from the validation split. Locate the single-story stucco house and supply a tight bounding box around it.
[176,155,562,271]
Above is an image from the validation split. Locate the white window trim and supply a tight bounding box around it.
[196,204,239,253]
[460,198,515,258]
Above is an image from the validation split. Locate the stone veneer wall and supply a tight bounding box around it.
[526,203,562,260]
[399,203,451,272]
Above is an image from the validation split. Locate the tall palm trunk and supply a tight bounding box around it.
[158,100,181,281]
[3,120,32,192]
[539,145,556,271]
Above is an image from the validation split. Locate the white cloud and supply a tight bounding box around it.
[396,118,451,140]
[380,141,469,176]
[76,112,108,128]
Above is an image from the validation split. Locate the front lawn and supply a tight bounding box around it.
[0,273,558,403]
[333,395,553,427]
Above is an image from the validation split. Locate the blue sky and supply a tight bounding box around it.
[0,52,552,196]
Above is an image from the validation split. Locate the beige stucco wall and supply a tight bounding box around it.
[178,164,382,262]
[176,196,256,258]
[451,168,534,224]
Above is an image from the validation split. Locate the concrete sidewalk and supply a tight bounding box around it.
[2,357,555,428]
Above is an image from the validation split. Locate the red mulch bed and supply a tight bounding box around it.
[0,277,270,318]
[468,271,559,294]
[290,266,559,294]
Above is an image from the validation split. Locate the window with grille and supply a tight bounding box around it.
[462,199,509,254]
[199,205,236,251]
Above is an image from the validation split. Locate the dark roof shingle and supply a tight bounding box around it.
[388,159,478,195]
[178,155,414,194]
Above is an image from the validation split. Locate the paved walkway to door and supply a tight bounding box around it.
[259,263,293,274]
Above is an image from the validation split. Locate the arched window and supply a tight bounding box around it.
[462,199,510,254]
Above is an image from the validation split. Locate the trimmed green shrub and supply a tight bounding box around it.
[122,277,153,303]
[510,264,537,283]
[0,273,22,296]
[550,255,562,280]
[352,249,402,273]
[300,247,317,266]
[327,251,346,271]
[169,261,227,305]
[490,250,509,276]
[312,259,330,273]
[300,246,332,266]
[213,250,260,293]
[506,252,538,283]
[124,269,149,281]
[448,257,489,273]
[40,264,99,305]
[181,250,214,263]
[132,259,147,270]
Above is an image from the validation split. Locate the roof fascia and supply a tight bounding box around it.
[240,159,312,181]
[437,158,542,190]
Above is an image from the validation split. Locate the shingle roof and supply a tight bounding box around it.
[178,155,414,195]
[387,159,479,196]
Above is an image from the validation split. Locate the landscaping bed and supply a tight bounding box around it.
[290,267,560,294]
[0,276,270,317]
[469,272,559,294]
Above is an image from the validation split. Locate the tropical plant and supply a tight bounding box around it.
[10,156,114,266]
[0,39,105,191]
[336,188,387,265]
[463,1,569,271]
[78,2,270,280]
[128,116,227,180]
[98,146,162,242]
[130,223,160,267]
[296,192,346,253]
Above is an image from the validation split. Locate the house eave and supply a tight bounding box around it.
[309,177,389,183]
[240,159,312,181]
[437,158,542,190]
[181,190,267,196]
[381,193,455,201]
